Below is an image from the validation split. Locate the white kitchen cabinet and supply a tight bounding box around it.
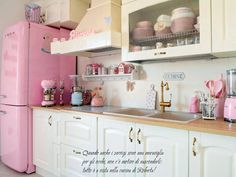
[60,144,96,177]
[45,0,61,28]
[60,112,97,150]
[189,131,236,177]
[60,112,97,177]
[98,118,136,177]
[212,0,236,57]
[136,124,188,177]
[98,118,188,177]
[45,0,89,29]
[33,109,60,176]
[122,0,211,61]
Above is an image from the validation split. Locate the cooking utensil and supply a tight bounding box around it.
[216,74,226,98]
[205,76,225,98]
[205,80,215,97]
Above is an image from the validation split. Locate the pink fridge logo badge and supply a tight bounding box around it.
[3,51,17,62]
[5,31,18,40]
[4,68,16,77]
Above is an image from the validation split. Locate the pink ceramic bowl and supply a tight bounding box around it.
[130,45,142,52]
[171,17,195,33]
[132,27,154,40]
[136,21,153,28]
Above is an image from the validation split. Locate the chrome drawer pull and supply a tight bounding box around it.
[129,127,134,143]
[73,116,82,120]
[137,128,142,144]
[193,137,201,156]
[48,116,52,126]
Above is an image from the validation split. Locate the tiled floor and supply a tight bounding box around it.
[0,162,42,177]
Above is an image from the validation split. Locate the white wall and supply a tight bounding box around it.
[0,0,31,64]
[78,55,235,112]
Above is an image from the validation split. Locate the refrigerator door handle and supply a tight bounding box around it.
[0,110,7,116]
[0,95,7,99]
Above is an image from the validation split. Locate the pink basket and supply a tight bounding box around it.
[25,4,41,24]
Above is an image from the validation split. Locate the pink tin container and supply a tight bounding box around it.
[132,27,154,40]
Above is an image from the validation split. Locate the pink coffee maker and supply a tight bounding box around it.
[41,80,57,107]
[224,69,236,123]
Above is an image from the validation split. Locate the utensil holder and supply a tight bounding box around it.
[201,101,216,120]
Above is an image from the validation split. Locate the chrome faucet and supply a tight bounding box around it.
[160,81,171,112]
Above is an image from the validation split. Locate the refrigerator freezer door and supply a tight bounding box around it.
[0,22,29,106]
[0,104,28,172]
[28,23,60,106]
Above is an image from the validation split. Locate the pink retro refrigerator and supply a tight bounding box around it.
[0,21,76,173]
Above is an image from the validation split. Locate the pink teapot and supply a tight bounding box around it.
[91,96,105,107]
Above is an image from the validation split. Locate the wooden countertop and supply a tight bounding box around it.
[31,106,236,137]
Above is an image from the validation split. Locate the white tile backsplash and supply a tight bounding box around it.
[77,54,236,112]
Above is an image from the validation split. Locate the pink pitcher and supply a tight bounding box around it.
[91,96,105,107]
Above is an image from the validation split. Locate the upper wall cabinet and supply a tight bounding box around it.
[212,0,236,57]
[121,0,211,62]
[45,0,89,29]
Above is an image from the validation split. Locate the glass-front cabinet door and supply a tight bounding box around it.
[122,0,211,61]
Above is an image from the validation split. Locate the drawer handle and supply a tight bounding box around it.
[137,128,142,144]
[193,137,200,156]
[48,115,52,126]
[73,116,82,120]
[154,52,166,55]
[0,95,7,99]
[129,127,134,143]
[0,110,7,116]
[73,150,81,155]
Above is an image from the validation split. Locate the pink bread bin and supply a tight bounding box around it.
[171,7,195,33]
[91,96,105,107]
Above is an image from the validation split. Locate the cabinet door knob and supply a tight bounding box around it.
[73,116,82,120]
[129,127,134,143]
[137,128,142,144]
[48,115,52,126]
[193,137,200,156]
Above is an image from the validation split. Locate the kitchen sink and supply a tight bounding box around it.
[147,111,201,123]
[103,108,158,117]
[103,108,201,123]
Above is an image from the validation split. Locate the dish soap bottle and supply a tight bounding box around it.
[189,91,200,113]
